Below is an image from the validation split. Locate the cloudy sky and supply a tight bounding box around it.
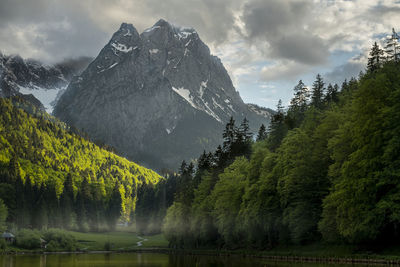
[0,0,399,109]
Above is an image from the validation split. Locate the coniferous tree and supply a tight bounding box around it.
[256,124,268,141]
[268,100,287,151]
[223,117,236,153]
[311,74,325,109]
[325,83,339,104]
[32,186,48,229]
[60,174,75,229]
[385,28,400,62]
[107,182,122,230]
[288,80,309,128]
[367,42,385,72]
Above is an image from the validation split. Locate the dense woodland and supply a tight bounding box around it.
[0,97,162,232]
[0,30,399,254]
[161,34,400,249]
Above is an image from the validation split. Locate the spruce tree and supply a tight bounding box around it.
[367,42,385,72]
[268,100,287,151]
[107,182,122,230]
[288,80,309,128]
[256,124,267,141]
[60,174,75,229]
[311,74,325,109]
[385,28,400,62]
[223,117,236,152]
[325,83,339,104]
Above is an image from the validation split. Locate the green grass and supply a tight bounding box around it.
[139,233,169,248]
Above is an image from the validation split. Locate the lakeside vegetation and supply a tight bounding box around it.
[161,46,400,251]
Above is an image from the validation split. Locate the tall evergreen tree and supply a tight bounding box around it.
[60,174,75,229]
[367,42,385,72]
[311,74,325,109]
[325,83,339,104]
[385,28,400,62]
[223,117,236,153]
[107,182,122,230]
[268,100,287,151]
[256,124,268,141]
[288,80,309,128]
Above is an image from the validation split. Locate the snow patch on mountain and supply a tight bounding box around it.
[111,42,133,53]
[172,86,197,109]
[18,84,66,113]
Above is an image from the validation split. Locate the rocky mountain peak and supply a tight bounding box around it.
[54,20,273,170]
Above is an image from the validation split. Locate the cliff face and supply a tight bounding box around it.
[54,20,272,170]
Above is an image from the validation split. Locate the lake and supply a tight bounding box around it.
[0,253,371,267]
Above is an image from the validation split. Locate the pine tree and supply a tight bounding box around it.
[290,80,309,110]
[235,117,253,158]
[341,79,349,92]
[107,182,122,230]
[367,42,385,72]
[325,83,339,104]
[223,117,236,152]
[238,117,253,142]
[385,28,400,62]
[311,74,325,109]
[288,80,309,128]
[268,100,287,151]
[256,124,268,141]
[60,174,75,229]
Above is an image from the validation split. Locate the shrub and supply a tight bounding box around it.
[42,229,77,252]
[16,229,41,249]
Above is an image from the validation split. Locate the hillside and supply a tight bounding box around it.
[0,96,162,230]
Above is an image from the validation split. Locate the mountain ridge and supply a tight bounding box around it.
[54,20,273,170]
[0,53,91,113]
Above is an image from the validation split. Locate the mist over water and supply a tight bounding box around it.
[0,253,371,267]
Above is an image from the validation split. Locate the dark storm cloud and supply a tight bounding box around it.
[240,0,328,65]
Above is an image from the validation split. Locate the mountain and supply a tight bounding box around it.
[0,96,162,228]
[54,20,273,170]
[0,53,91,113]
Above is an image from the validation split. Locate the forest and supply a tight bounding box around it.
[0,96,162,232]
[160,40,400,249]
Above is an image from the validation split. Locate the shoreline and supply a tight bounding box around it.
[2,248,400,265]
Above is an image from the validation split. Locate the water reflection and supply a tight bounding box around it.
[0,253,370,267]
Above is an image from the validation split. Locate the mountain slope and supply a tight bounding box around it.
[54,20,272,170]
[0,53,91,113]
[0,97,162,224]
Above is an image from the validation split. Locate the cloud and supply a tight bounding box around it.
[260,60,312,82]
[324,54,367,85]
[0,0,399,104]
[240,0,329,65]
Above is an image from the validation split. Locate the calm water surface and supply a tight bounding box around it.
[0,253,370,267]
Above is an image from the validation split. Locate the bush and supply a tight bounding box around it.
[16,229,41,249]
[42,229,77,252]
